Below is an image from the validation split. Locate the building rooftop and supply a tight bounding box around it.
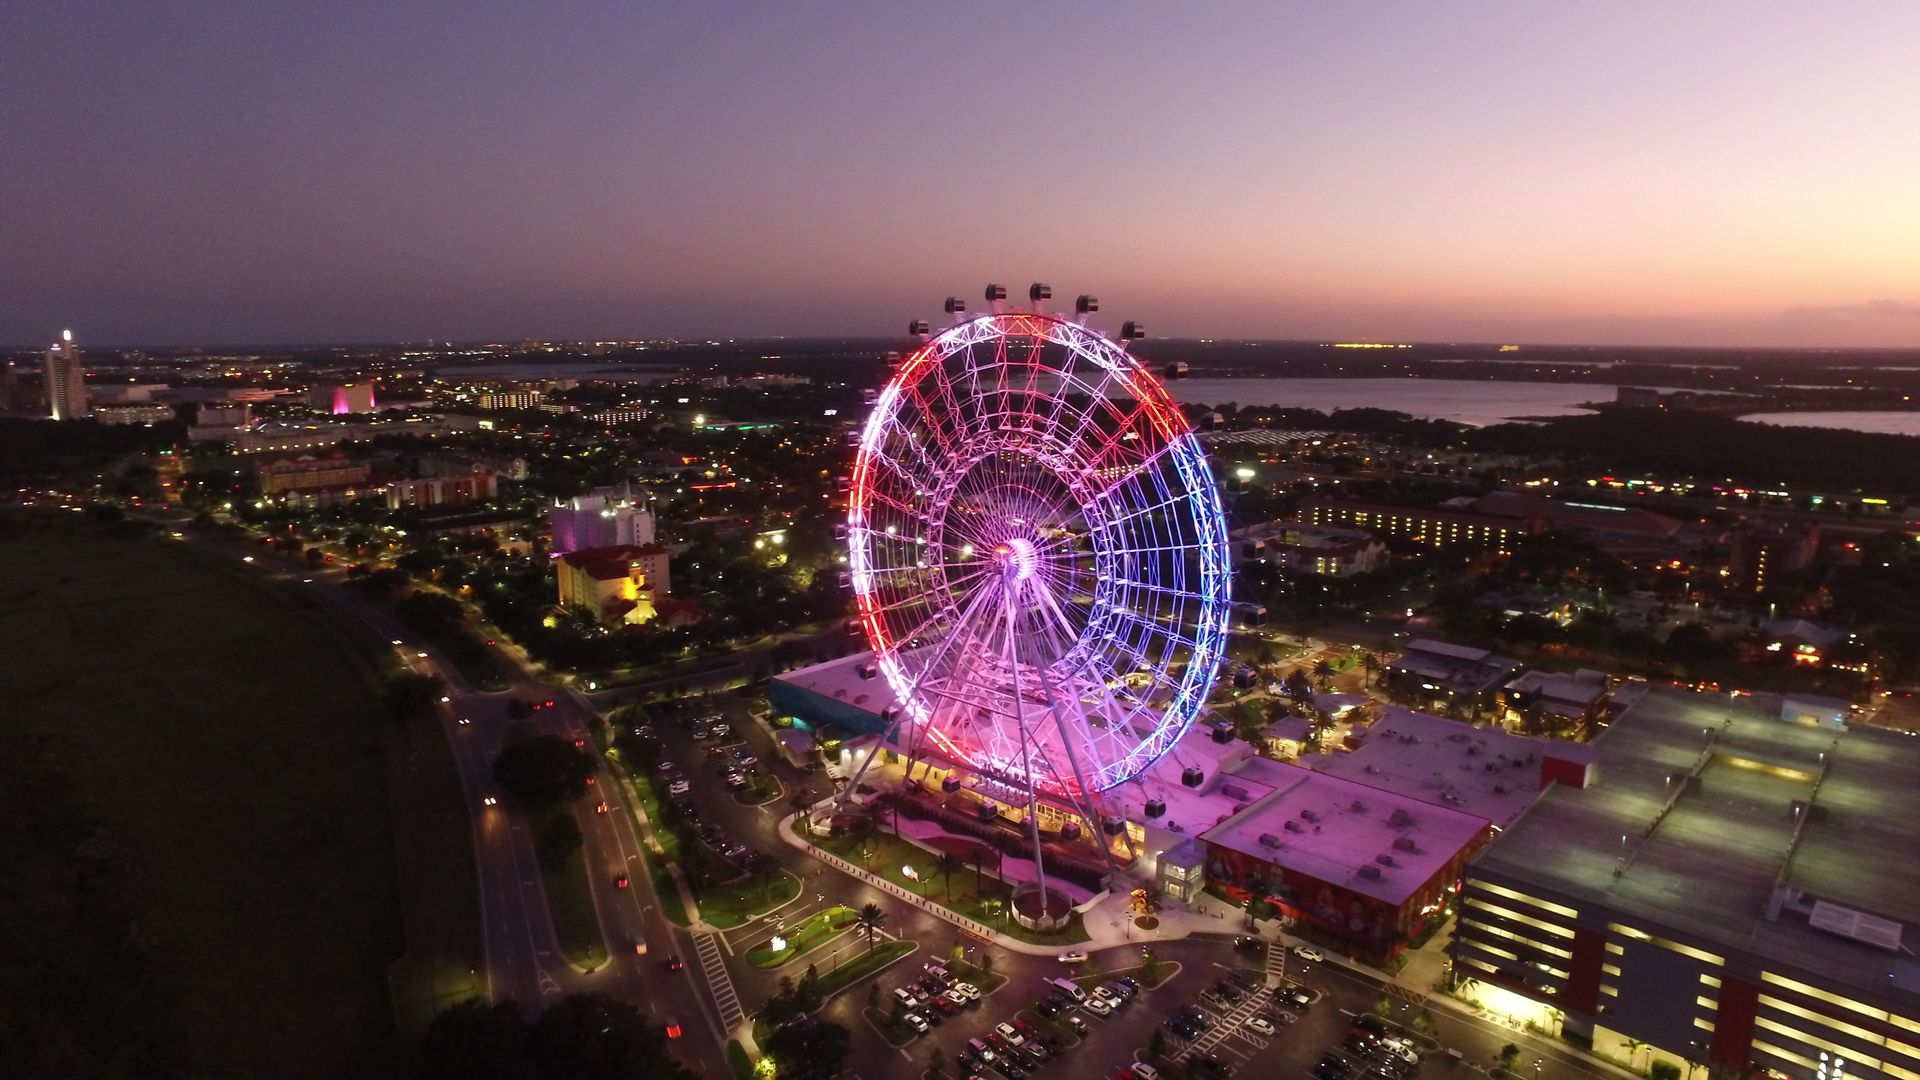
[1505,670,1608,709]
[771,651,899,723]
[1309,706,1571,828]
[557,543,668,580]
[1470,688,1920,1001]
[1201,764,1491,907]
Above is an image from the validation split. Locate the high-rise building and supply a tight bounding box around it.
[44,329,89,420]
[549,484,656,554]
[0,359,17,413]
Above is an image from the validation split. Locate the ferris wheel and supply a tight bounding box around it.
[845,285,1233,833]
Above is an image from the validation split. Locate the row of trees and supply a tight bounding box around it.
[418,994,692,1080]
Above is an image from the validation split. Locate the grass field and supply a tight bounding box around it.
[542,837,608,970]
[0,513,478,1077]
[819,831,1092,945]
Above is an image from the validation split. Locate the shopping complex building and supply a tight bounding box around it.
[770,652,1581,961]
[1451,689,1920,1080]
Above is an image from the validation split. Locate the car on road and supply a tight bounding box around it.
[1292,945,1324,963]
[457,716,472,726]
[663,954,683,970]
[595,801,609,814]
[706,746,728,760]
[1059,950,1088,963]
[995,1022,1025,1046]
[668,779,691,797]
[1280,987,1313,1009]
[904,1013,929,1034]
[482,795,498,806]
[1245,1016,1276,1036]
[1233,935,1261,952]
[1083,996,1113,1016]
[613,873,629,889]
[663,1019,682,1039]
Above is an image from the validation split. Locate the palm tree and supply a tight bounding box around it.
[857,902,886,952]
[1312,658,1335,690]
[934,851,964,903]
[790,789,815,833]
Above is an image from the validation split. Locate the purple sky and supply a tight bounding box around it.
[6,2,1918,348]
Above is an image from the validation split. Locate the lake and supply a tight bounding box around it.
[1737,411,1920,437]
[1160,377,1650,427]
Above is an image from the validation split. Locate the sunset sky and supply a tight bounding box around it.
[6,2,1918,348]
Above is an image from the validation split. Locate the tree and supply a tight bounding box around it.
[492,736,594,812]
[418,998,530,1080]
[1312,658,1335,689]
[1148,1027,1166,1061]
[1649,1063,1681,1080]
[856,902,886,952]
[525,992,694,1080]
[762,1018,852,1080]
[934,851,964,902]
[382,672,446,725]
[536,813,584,873]
[1499,1043,1520,1069]
[927,1048,946,1080]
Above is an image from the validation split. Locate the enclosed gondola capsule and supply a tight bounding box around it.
[1121,321,1146,341]
[1165,361,1188,379]
[984,283,1008,302]
[945,296,967,314]
[1029,282,1052,303]
[1076,294,1099,314]
[908,319,930,336]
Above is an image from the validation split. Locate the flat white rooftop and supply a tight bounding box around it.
[1309,706,1563,828]
[1201,764,1491,907]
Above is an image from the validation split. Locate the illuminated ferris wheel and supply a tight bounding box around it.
[846,284,1232,835]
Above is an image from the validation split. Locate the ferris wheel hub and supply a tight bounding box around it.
[993,537,1040,584]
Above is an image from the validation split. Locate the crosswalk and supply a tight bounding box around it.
[1175,984,1273,1064]
[693,930,745,1030]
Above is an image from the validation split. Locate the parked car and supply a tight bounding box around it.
[1059,950,1088,963]
[903,1013,929,1033]
[1246,1016,1277,1036]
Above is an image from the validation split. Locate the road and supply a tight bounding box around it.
[166,523,731,1077]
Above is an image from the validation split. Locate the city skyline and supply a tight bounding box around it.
[6,2,1919,349]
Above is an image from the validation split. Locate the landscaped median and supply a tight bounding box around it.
[747,906,857,968]
[542,836,608,970]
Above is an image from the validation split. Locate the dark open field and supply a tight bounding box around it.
[0,513,477,1078]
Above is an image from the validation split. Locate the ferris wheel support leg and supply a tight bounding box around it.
[1003,586,1054,917]
[1033,657,1128,884]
